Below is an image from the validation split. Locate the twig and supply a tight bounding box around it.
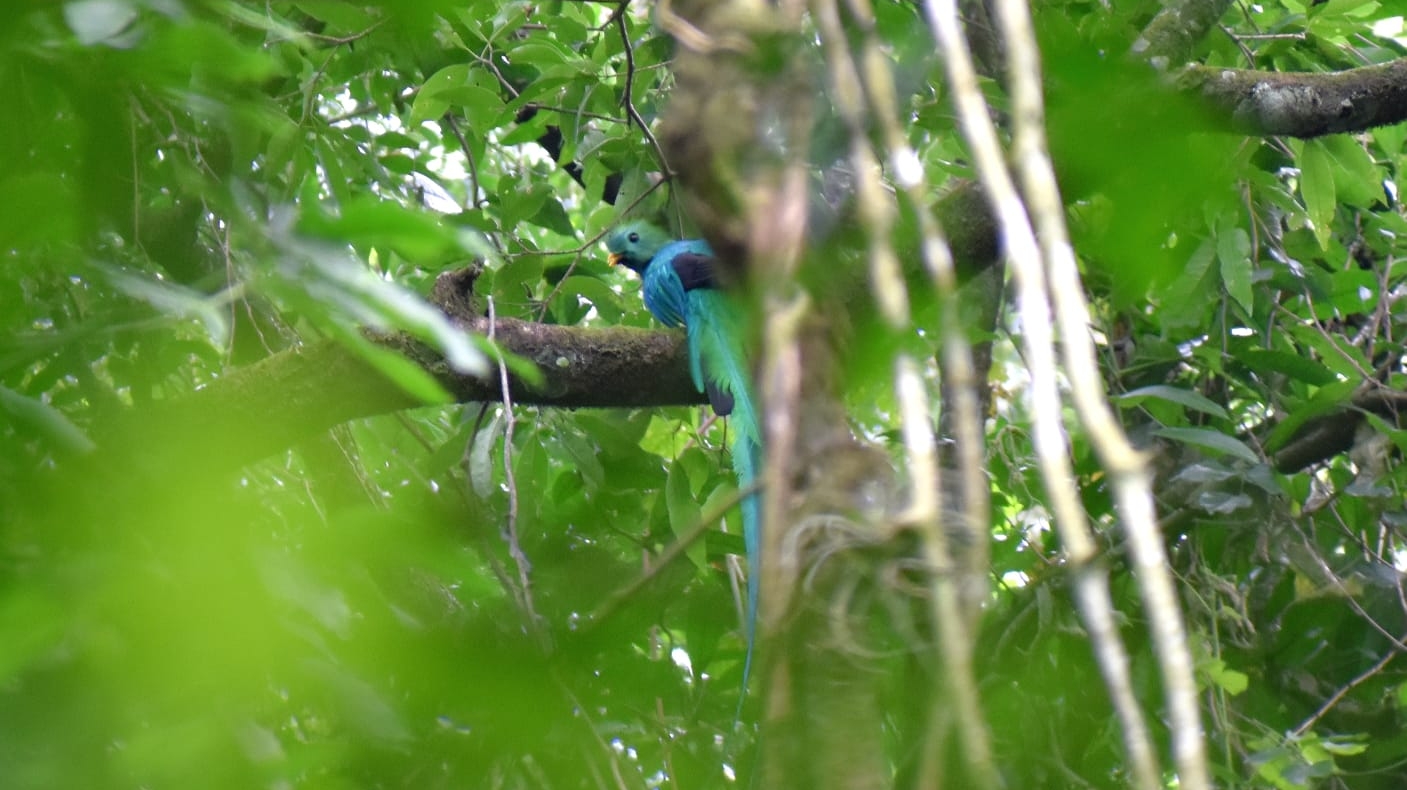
[441,114,482,209]
[505,176,669,260]
[528,177,671,323]
[615,5,674,177]
[1292,647,1397,737]
[487,295,541,632]
[467,46,522,101]
[616,1,636,128]
[552,680,634,790]
[586,483,758,630]
[522,105,628,124]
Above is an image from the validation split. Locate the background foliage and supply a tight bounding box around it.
[5,1,1407,788]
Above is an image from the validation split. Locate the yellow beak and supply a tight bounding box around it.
[608,252,624,267]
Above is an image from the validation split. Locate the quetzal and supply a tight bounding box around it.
[606,221,762,712]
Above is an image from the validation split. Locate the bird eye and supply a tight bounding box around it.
[627,232,640,243]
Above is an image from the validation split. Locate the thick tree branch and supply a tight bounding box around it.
[1181,58,1407,138]
[91,179,1005,486]
[1271,387,1407,473]
[98,311,704,479]
[1125,0,1407,139]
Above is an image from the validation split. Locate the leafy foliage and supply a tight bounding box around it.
[5,1,1407,789]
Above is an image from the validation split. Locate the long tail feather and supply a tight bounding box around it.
[687,290,762,720]
[731,430,762,722]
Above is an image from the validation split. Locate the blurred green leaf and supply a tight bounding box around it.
[1238,349,1338,387]
[470,409,504,498]
[666,458,705,569]
[1201,657,1250,696]
[299,196,461,263]
[6,1,1407,787]
[332,327,453,405]
[105,267,230,348]
[63,0,138,47]
[1298,139,1336,249]
[1116,385,1228,419]
[0,386,96,455]
[1153,426,1260,464]
[1264,378,1359,450]
[0,591,67,682]
[287,247,488,376]
[1216,223,1253,314]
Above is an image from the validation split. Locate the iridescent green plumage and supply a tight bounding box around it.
[607,221,761,714]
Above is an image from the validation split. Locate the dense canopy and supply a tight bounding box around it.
[5,1,1407,788]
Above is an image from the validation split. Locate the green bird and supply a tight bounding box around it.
[606,221,762,716]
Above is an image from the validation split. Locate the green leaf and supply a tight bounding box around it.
[507,40,584,73]
[1201,657,1250,696]
[376,131,421,150]
[528,196,577,237]
[104,267,230,349]
[0,386,96,455]
[1299,139,1336,250]
[425,414,478,477]
[1217,667,1249,696]
[0,173,78,249]
[1216,224,1253,314]
[300,196,459,262]
[333,327,454,405]
[1160,237,1218,328]
[1290,325,1371,381]
[469,410,504,498]
[1319,135,1381,208]
[667,461,706,569]
[488,256,545,314]
[378,153,416,175]
[1315,0,1379,17]
[1238,349,1338,386]
[291,247,488,376]
[1318,736,1369,756]
[410,64,472,124]
[558,429,605,488]
[302,658,412,743]
[498,182,551,228]
[498,111,552,146]
[1116,385,1229,419]
[1264,378,1358,450]
[1153,426,1260,464]
[293,0,378,31]
[436,86,507,134]
[1325,267,1378,315]
[550,276,625,324]
[1375,123,1407,160]
[143,18,281,84]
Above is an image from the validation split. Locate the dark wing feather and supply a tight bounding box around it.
[669,253,718,292]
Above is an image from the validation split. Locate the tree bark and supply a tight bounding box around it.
[1181,58,1407,138]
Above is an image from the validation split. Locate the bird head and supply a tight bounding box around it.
[605,221,670,274]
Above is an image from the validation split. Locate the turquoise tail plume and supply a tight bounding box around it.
[689,288,762,720]
[605,222,762,717]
